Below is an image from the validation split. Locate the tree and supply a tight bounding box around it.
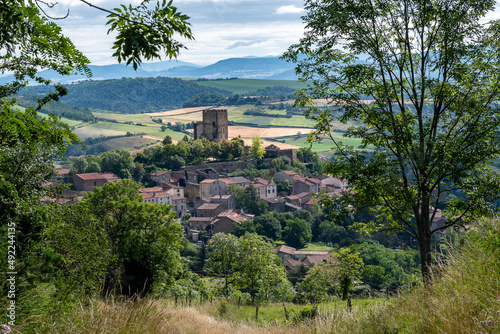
[83,179,183,293]
[284,0,500,281]
[234,233,287,304]
[250,136,265,159]
[283,217,312,249]
[205,233,240,299]
[254,213,282,240]
[330,248,364,300]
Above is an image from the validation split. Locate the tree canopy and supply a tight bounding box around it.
[284,0,500,281]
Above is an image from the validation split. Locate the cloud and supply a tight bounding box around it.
[226,40,261,50]
[275,5,304,15]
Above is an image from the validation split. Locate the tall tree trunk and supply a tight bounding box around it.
[418,203,433,283]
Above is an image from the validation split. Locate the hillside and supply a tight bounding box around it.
[13,220,500,333]
[19,77,233,113]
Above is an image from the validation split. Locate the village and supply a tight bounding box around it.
[50,108,448,276]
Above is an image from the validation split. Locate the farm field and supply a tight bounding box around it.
[74,121,186,141]
[195,79,307,95]
[227,126,314,139]
[278,134,365,151]
[147,106,212,117]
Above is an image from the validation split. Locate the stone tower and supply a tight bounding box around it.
[194,109,228,142]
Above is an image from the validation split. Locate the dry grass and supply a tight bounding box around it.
[228,126,313,139]
[14,221,500,334]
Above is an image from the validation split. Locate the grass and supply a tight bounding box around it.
[196,79,307,95]
[15,219,500,334]
[228,106,316,128]
[74,121,188,141]
[297,243,335,251]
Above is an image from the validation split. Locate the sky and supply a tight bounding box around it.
[50,0,500,67]
[50,0,307,66]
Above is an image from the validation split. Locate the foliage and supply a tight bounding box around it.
[206,233,287,304]
[205,233,240,298]
[82,179,183,293]
[106,0,193,69]
[284,0,500,280]
[249,136,265,160]
[182,92,227,108]
[227,184,267,216]
[283,217,312,249]
[20,77,233,113]
[332,248,364,300]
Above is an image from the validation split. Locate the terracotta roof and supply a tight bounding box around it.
[304,198,321,205]
[139,187,164,193]
[283,170,299,176]
[74,172,120,181]
[304,255,328,264]
[151,170,170,176]
[283,257,302,268]
[172,196,186,201]
[198,203,221,210]
[219,178,237,185]
[141,193,154,199]
[216,209,246,223]
[189,217,213,222]
[275,245,296,254]
[200,179,217,184]
[56,169,70,175]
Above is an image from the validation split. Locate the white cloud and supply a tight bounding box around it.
[275,5,304,15]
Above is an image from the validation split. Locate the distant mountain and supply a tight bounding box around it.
[0,56,298,84]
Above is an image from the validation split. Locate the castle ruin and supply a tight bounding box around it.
[194,109,228,142]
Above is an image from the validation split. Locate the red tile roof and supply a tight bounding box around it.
[74,173,120,181]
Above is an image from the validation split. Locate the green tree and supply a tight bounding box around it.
[250,136,265,159]
[254,213,282,240]
[331,248,364,300]
[100,149,136,179]
[283,217,312,249]
[205,233,240,299]
[235,233,287,304]
[83,179,183,293]
[284,0,500,281]
[296,265,332,303]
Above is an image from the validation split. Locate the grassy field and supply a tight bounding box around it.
[297,243,335,251]
[228,105,317,128]
[196,79,307,95]
[73,121,187,141]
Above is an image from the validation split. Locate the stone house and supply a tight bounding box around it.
[209,195,236,210]
[73,172,121,191]
[212,209,249,234]
[199,179,228,198]
[263,196,286,213]
[251,177,277,198]
[292,176,321,195]
[285,192,312,207]
[197,202,224,217]
[274,170,299,185]
[172,196,187,218]
[150,170,171,186]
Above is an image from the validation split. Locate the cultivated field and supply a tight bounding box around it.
[228,126,313,138]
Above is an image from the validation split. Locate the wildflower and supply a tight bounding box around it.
[0,324,11,334]
[488,320,493,325]
[497,310,500,316]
